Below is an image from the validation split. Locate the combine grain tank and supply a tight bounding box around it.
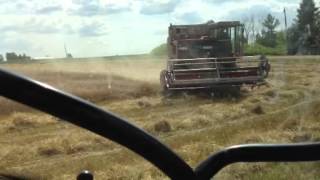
[160,21,270,94]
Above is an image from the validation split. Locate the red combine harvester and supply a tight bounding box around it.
[160,21,271,94]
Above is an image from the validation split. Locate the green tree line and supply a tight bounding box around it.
[0,52,31,62]
[151,0,320,56]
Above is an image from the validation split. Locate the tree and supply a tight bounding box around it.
[292,0,320,54]
[287,24,300,55]
[249,15,257,43]
[242,16,251,44]
[6,52,31,62]
[297,0,319,34]
[315,5,320,51]
[6,52,19,61]
[150,43,167,56]
[0,54,3,62]
[256,14,280,48]
[242,15,258,44]
[317,8,320,31]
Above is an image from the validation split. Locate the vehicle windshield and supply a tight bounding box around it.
[0,0,320,179]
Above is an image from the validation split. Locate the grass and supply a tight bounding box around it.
[1,56,320,179]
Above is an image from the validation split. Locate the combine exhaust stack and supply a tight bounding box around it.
[160,21,270,94]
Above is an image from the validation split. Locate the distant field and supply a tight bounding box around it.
[1,56,320,179]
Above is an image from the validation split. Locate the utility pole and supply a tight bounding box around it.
[283,8,288,31]
[283,8,288,54]
[64,43,68,57]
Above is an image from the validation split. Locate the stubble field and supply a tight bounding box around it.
[1,56,320,179]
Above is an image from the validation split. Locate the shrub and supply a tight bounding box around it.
[244,43,286,56]
[150,43,167,56]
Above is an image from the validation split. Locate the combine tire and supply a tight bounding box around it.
[160,70,171,96]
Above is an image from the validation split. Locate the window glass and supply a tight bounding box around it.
[0,0,320,179]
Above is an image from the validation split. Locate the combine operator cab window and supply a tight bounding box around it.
[214,26,243,56]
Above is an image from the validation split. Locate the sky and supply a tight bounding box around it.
[0,0,318,58]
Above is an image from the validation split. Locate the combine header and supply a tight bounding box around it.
[160,21,270,94]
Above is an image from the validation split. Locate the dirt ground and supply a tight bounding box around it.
[1,56,320,179]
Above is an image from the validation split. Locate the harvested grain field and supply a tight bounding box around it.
[1,56,320,179]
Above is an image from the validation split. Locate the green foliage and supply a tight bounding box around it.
[150,43,167,56]
[288,0,320,54]
[0,54,3,62]
[287,24,300,55]
[5,52,31,62]
[297,0,319,33]
[317,10,320,33]
[245,31,287,56]
[152,32,287,57]
[244,43,286,56]
[256,14,280,48]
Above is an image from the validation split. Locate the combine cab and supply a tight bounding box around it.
[160,21,270,94]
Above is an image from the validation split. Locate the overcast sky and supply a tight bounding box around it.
[0,0,318,58]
